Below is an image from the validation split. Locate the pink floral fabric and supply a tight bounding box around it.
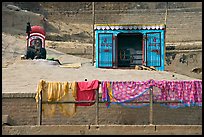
[101,79,202,108]
[154,80,202,108]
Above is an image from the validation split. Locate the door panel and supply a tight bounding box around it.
[146,33,161,67]
[98,33,113,67]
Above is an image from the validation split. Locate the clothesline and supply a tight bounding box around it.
[35,79,202,108]
[35,79,202,125]
[101,79,202,108]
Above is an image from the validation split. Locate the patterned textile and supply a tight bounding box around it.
[101,80,152,108]
[154,80,202,108]
[101,79,202,108]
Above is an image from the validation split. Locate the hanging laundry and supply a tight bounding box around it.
[101,79,202,108]
[76,80,99,106]
[154,80,202,108]
[35,80,77,117]
[101,81,114,108]
[59,81,77,116]
[101,80,152,108]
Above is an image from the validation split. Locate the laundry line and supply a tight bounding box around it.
[35,79,202,125]
[34,80,202,108]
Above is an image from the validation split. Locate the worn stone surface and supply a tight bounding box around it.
[2,97,202,126]
[2,115,15,126]
[2,125,202,135]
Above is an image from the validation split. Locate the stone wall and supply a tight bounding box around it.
[165,51,202,79]
[2,125,202,135]
[48,8,202,42]
[2,93,202,126]
[2,3,202,43]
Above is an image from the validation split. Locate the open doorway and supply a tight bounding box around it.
[117,33,143,67]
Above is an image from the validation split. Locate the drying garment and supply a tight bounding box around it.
[101,80,152,108]
[76,80,99,106]
[101,81,112,108]
[101,79,202,108]
[153,80,202,108]
[35,80,77,117]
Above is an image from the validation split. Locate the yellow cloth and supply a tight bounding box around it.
[107,82,116,102]
[59,63,81,68]
[35,80,77,117]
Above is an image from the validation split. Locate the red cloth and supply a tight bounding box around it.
[76,80,99,106]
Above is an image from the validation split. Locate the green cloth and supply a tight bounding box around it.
[47,57,54,60]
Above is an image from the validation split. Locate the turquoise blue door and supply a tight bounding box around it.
[146,32,161,67]
[98,33,113,67]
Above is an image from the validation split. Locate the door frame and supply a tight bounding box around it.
[116,32,143,67]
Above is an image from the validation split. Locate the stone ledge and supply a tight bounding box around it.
[2,125,202,135]
[2,93,36,98]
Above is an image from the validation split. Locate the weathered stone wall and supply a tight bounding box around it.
[2,125,202,135]
[2,93,202,126]
[2,2,202,42]
[165,51,202,79]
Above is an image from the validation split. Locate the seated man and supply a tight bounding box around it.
[34,39,42,59]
